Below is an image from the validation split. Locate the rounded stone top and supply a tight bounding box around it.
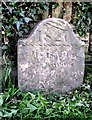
[18,17,85,93]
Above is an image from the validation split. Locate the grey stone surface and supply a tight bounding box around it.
[18,18,85,93]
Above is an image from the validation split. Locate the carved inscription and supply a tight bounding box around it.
[18,18,85,92]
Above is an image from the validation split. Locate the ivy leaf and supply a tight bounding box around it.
[38,9,43,14]
[0,94,3,106]
[87,18,91,25]
[24,17,32,23]
[43,5,49,10]
[0,111,2,117]
[3,109,18,117]
[27,103,37,112]
[28,92,36,99]
[16,21,23,31]
[16,21,20,31]
[19,13,24,17]
[46,109,53,115]
[19,11,25,17]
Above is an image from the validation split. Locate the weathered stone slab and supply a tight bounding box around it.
[18,18,85,93]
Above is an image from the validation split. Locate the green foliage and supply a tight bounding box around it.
[1,86,92,119]
[2,2,50,65]
[73,2,92,36]
[2,2,49,38]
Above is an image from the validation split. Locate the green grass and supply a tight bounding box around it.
[0,61,92,120]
